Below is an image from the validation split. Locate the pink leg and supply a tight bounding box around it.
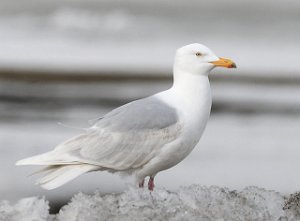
[148,176,155,191]
[139,179,145,188]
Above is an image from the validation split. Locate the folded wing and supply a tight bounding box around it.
[18,96,181,171]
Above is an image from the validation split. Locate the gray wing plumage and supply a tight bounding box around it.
[96,96,178,131]
[54,96,181,170]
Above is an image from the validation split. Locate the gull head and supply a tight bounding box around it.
[174,43,236,75]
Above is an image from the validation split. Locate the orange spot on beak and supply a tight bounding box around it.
[210,57,236,68]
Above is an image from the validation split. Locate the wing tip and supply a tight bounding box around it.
[16,159,29,166]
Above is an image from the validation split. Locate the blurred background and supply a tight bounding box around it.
[1,0,300,212]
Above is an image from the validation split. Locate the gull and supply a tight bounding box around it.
[16,43,236,191]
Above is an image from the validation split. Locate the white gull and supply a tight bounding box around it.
[16,43,236,190]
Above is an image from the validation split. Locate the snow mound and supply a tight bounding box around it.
[3,185,300,221]
[0,197,49,221]
[57,185,287,221]
[283,191,300,220]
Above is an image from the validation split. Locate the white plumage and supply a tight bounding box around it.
[16,43,236,190]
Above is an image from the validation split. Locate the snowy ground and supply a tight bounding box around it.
[2,185,300,221]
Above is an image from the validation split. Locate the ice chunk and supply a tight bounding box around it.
[57,185,287,221]
[0,197,49,221]
[1,185,297,220]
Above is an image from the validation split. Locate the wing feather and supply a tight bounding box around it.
[54,97,182,170]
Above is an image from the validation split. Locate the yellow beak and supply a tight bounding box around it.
[210,57,236,68]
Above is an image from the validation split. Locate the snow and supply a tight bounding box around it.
[0,197,49,221]
[1,185,300,220]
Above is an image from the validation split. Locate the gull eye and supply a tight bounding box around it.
[195,52,202,56]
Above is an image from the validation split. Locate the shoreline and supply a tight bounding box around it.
[0,68,299,85]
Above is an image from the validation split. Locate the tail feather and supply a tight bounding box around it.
[16,132,103,189]
[16,133,92,166]
[29,165,59,176]
[16,151,77,166]
[36,164,99,190]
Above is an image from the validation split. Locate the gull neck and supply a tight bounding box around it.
[172,68,210,95]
